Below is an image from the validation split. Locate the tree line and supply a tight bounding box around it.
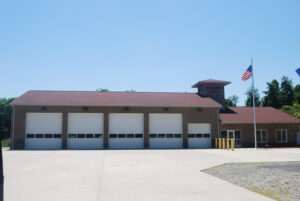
[226,76,300,118]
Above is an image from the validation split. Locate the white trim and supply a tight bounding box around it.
[276,129,288,143]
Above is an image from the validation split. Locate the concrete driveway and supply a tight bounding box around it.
[3,148,300,201]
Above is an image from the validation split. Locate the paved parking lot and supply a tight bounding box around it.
[3,148,300,201]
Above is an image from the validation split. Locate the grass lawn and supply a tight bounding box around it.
[1,138,10,147]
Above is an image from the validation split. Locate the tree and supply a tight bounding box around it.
[125,89,136,92]
[225,95,239,107]
[280,76,294,106]
[96,88,109,92]
[245,87,261,107]
[294,84,300,104]
[0,98,15,139]
[262,79,282,108]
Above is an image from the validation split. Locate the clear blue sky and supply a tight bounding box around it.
[1,0,300,106]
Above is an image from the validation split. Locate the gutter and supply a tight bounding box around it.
[11,104,222,108]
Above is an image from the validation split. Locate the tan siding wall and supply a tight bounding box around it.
[221,123,300,147]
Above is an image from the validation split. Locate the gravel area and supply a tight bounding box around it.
[202,161,300,201]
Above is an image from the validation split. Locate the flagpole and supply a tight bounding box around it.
[251,58,257,149]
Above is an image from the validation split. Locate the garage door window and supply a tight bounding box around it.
[110,134,117,138]
[174,134,181,138]
[86,134,94,138]
[158,134,165,138]
[196,134,203,138]
[118,134,126,138]
[95,134,103,138]
[189,134,195,138]
[150,134,157,138]
[127,134,134,138]
[27,134,35,138]
[77,134,85,138]
[54,134,61,138]
[68,134,76,138]
[166,134,173,138]
[45,134,53,138]
[203,134,210,138]
[36,134,44,138]
[135,134,143,138]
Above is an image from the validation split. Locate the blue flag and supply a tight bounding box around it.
[296,68,300,77]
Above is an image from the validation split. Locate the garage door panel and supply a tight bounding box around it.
[109,138,144,149]
[109,113,144,134]
[188,123,211,149]
[25,138,61,150]
[67,113,104,149]
[68,113,103,133]
[26,113,62,134]
[149,114,183,149]
[25,113,62,150]
[149,114,182,134]
[109,113,144,149]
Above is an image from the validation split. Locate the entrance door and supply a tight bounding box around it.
[220,130,241,148]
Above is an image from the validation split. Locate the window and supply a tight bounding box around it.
[276,129,288,143]
[127,134,134,138]
[118,134,126,138]
[196,134,203,138]
[109,134,117,138]
[158,134,165,138]
[68,134,76,138]
[45,134,53,138]
[77,134,85,138]
[203,134,210,138]
[86,134,94,138]
[166,134,173,138]
[95,134,102,138]
[221,131,227,138]
[36,134,43,138]
[27,134,34,138]
[188,134,195,138]
[150,134,157,138]
[135,134,143,138]
[53,134,61,138]
[256,130,267,143]
[174,134,181,138]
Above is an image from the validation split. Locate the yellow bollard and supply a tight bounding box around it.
[215,138,218,149]
[231,138,234,151]
[222,138,225,150]
[219,138,222,149]
[227,138,229,150]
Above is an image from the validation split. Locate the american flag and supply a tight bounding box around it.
[242,65,252,81]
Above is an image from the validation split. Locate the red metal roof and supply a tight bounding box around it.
[11,90,221,107]
[220,107,300,123]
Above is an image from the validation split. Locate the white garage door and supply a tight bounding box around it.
[67,113,104,149]
[188,123,211,149]
[109,113,144,149]
[149,113,183,149]
[25,113,62,150]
